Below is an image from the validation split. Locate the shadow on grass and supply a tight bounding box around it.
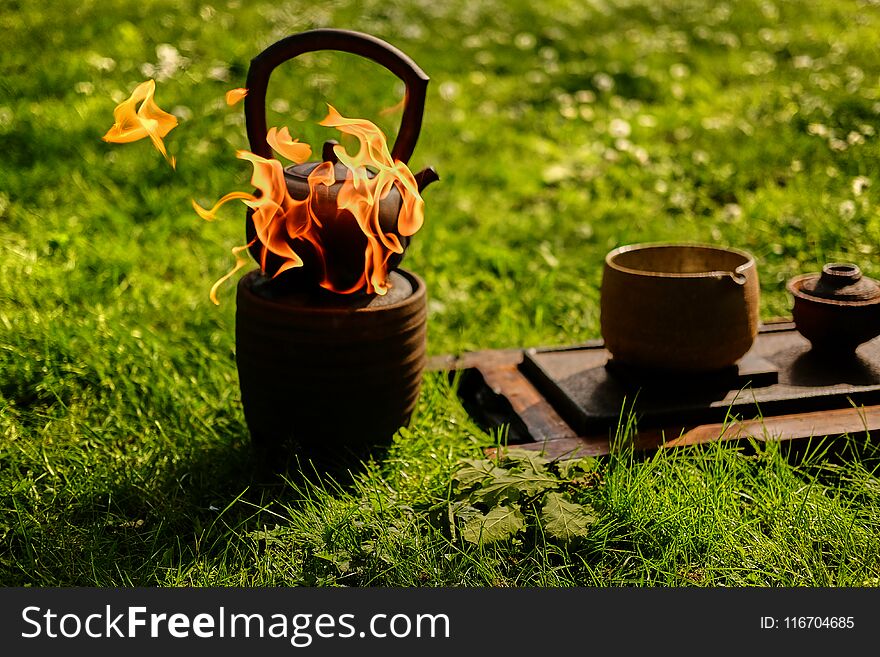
[1,424,389,586]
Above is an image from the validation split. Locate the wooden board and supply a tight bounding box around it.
[521,322,880,436]
[429,322,880,459]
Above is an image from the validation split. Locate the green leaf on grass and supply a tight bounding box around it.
[250,524,287,545]
[469,471,560,506]
[541,492,596,541]
[460,505,525,544]
[446,501,482,542]
[556,456,599,480]
[501,448,551,475]
[452,458,507,489]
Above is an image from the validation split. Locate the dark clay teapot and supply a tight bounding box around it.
[242,29,439,294]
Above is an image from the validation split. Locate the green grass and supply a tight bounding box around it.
[2,0,880,586]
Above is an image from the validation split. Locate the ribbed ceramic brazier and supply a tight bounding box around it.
[236,269,426,458]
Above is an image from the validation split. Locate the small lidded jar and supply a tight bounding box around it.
[787,263,880,353]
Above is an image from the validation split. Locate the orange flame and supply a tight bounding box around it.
[225,88,248,106]
[102,79,178,168]
[194,106,425,304]
[379,96,406,116]
[266,126,312,163]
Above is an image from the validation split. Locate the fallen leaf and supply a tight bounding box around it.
[461,505,525,544]
[541,492,596,541]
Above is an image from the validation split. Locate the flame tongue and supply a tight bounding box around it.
[225,88,248,106]
[102,79,178,168]
[266,126,312,163]
[195,106,426,303]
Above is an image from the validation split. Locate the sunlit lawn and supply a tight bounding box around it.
[1,0,879,585]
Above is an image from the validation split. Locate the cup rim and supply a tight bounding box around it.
[604,242,756,280]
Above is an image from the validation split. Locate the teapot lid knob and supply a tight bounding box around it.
[322,140,339,164]
[802,262,880,302]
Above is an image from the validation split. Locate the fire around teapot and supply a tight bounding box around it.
[244,143,438,290]
[242,29,439,292]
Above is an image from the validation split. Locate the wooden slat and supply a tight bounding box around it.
[427,348,576,442]
[665,404,880,447]
[426,349,523,372]
[490,404,880,460]
[478,363,578,442]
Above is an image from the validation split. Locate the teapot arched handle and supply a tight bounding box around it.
[244,28,429,164]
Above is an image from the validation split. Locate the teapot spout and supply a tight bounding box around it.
[414,167,439,193]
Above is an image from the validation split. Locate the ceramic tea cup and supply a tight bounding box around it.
[600,243,760,372]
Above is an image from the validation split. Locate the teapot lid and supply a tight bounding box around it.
[285,160,354,182]
[800,263,880,302]
[285,140,360,182]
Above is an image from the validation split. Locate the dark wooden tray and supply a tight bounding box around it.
[429,321,880,459]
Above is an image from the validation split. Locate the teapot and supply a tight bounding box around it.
[242,29,439,292]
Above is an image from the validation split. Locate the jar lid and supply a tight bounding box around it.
[801,263,880,302]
